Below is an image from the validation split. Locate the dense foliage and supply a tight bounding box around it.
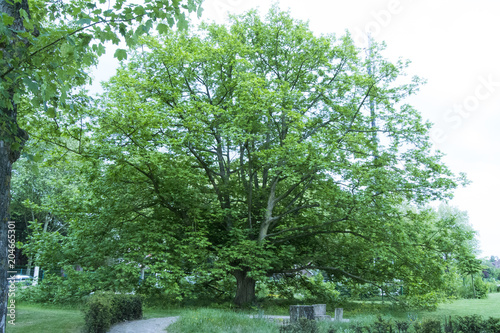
[14,6,482,308]
[1,0,201,330]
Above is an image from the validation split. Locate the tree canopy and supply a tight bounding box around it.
[20,7,474,307]
[1,0,201,330]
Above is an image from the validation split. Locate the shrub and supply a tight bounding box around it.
[459,277,489,299]
[415,319,441,333]
[395,320,410,333]
[454,315,484,333]
[82,292,143,333]
[369,315,394,333]
[474,278,490,299]
[484,317,500,333]
[110,293,142,322]
[83,293,112,333]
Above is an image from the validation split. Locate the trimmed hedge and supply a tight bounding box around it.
[83,292,143,333]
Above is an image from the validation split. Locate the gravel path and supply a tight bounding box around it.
[107,315,302,332]
[108,316,179,333]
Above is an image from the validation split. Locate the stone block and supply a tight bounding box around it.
[334,308,343,321]
[289,305,314,322]
[312,304,326,316]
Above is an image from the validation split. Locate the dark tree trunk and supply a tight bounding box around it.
[0,105,26,333]
[233,270,256,307]
[0,1,29,326]
[0,142,13,332]
[0,98,26,333]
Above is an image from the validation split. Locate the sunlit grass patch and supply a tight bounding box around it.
[6,304,84,333]
[167,308,279,333]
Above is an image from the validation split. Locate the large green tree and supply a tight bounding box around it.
[0,0,201,330]
[26,8,469,306]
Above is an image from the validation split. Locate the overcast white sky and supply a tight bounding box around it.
[90,0,500,257]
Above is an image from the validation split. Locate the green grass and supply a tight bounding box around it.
[4,303,186,333]
[6,293,500,333]
[5,304,84,333]
[142,306,192,319]
[167,308,279,333]
[426,292,500,319]
[323,293,500,333]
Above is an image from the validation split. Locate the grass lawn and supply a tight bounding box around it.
[167,308,278,333]
[4,304,185,333]
[5,304,84,333]
[426,292,500,319]
[5,293,500,332]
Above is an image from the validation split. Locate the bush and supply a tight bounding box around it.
[82,292,143,333]
[459,277,489,299]
[370,315,394,333]
[484,317,500,333]
[323,315,500,333]
[454,315,484,333]
[415,319,441,333]
[110,293,142,322]
[83,293,112,333]
[395,319,411,333]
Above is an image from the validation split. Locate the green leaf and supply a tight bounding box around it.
[78,33,93,47]
[22,78,39,93]
[114,48,128,61]
[93,43,106,56]
[12,93,21,104]
[133,5,146,16]
[19,8,29,20]
[157,23,169,34]
[60,42,74,58]
[46,107,56,118]
[11,142,21,151]
[75,18,91,26]
[1,13,14,26]
[176,14,188,30]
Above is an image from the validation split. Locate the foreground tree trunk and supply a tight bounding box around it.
[233,270,256,307]
[0,146,12,333]
[0,1,29,330]
[0,127,22,332]
[0,101,25,333]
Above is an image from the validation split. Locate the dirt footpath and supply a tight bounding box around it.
[108,316,179,333]
[107,314,292,332]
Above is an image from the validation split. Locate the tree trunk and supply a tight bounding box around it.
[0,139,18,332]
[471,275,476,299]
[233,270,256,307]
[0,1,30,330]
[0,148,11,333]
[26,257,32,276]
[32,216,49,286]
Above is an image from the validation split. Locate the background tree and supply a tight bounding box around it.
[458,254,483,299]
[0,0,202,330]
[25,7,471,307]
